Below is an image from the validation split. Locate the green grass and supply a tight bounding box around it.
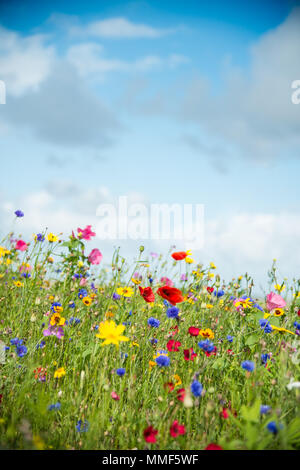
[0,231,300,450]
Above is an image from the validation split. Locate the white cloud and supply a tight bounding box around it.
[69,17,176,39]
[0,26,55,96]
[1,184,300,289]
[66,43,189,78]
[179,7,300,161]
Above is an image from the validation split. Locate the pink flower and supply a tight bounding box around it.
[19,264,32,273]
[111,391,120,401]
[160,276,173,287]
[266,292,286,311]
[79,278,88,286]
[88,248,103,265]
[15,240,28,251]
[77,225,96,241]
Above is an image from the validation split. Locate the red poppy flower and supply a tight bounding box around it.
[221,407,229,419]
[298,309,300,317]
[144,425,158,443]
[205,443,223,450]
[204,346,217,357]
[171,251,188,261]
[0,394,2,404]
[170,420,185,437]
[164,382,175,392]
[207,287,214,294]
[176,388,186,402]
[183,348,197,361]
[188,326,200,336]
[169,325,179,336]
[139,286,155,303]
[227,349,234,355]
[157,286,184,305]
[167,340,181,352]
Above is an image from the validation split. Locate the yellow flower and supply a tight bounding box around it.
[0,246,10,258]
[206,303,214,309]
[149,360,156,369]
[47,233,58,243]
[274,284,285,293]
[131,278,141,285]
[199,328,214,339]
[210,262,216,269]
[235,297,253,309]
[173,374,182,387]
[105,311,115,319]
[185,257,194,264]
[82,296,92,306]
[77,260,84,268]
[50,313,65,327]
[33,435,45,450]
[13,281,24,288]
[116,286,134,298]
[271,325,296,335]
[273,308,285,317]
[52,304,63,314]
[207,272,214,279]
[95,320,129,347]
[54,367,66,378]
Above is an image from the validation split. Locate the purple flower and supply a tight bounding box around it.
[43,324,64,339]
[191,380,203,397]
[14,210,24,218]
[241,360,255,372]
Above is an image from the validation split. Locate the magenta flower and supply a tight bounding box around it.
[15,240,28,251]
[160,276,173,287]
[77,225,96,241]
[266,292,286,311]
[88,248,103,265]
[43,324,64,339]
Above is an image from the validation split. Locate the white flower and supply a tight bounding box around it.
[287,381,300,390]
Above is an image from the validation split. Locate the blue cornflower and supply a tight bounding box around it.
[10,338,21,346]
[78,289,88,299]
[120,352,128,360]
[76,419,89,432]
[266,421,282,434]
[259,318,273,333]
[260,405,271,415]
[36,233,45,242]
[149,278,153,284]
[155,355,170,367]
[116,368,126,377]
[68,302,76,308]
[227,335,234,343]
[69,317,80,326]
[51,302,62,313]
[166,307,179,319]
[148,317,160,328]
[36,341,46,350]
[14,210,24,217]
[261,353,270,365]
[150,338,158,345]
[214,290,224,298]
[48,402,61,411]
[293,321,300,330]
[16,344,27,357]
[241,360,255,372]
[198,339,215,353]
[113,293,121,300]
[191,380,203,397]
[254,302,264,312]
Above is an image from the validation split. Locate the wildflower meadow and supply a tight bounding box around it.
[0,215,300,451]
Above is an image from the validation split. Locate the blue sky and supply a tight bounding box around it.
[0,0,300,289]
